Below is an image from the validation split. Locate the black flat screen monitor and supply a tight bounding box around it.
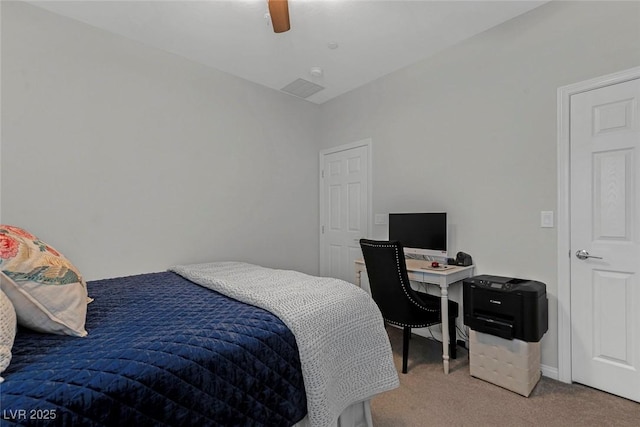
[388,212,447,258]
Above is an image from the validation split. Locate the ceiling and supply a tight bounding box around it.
[28,0,549,104]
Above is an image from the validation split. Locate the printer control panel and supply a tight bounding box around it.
[473,276,527,291]
[479,279,512,290]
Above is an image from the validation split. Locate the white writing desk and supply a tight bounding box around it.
[354,258,474,374]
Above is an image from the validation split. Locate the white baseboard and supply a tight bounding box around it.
[541,364,559,380]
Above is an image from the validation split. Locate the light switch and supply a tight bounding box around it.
[374,214,388,225]
[541,211,554,228]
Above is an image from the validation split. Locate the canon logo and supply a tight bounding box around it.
[489,299,502,305]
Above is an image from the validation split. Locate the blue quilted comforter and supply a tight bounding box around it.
[0,272,307,426]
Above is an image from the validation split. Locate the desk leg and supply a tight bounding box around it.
[441,286,450,374]
[355,269,362,287]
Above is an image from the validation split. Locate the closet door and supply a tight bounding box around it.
[320,142,370,284]
[570,77,640,402]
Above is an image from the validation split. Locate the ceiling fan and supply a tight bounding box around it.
[268,0,290,33]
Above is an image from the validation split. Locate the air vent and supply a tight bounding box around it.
[280,78,325,99]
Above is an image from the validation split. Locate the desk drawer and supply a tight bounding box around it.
[407,271,424,282]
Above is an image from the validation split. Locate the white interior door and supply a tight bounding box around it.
[570,77,640,402]
[319,142,370,283]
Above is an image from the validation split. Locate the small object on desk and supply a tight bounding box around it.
[431,261,440,268]
[456,251,473,267]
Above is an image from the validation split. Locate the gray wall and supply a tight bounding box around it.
[1,1,321,280]
[2,0,640,373]
[318,0,640,371]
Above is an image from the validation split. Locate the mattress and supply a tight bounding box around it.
[0,272,307,426]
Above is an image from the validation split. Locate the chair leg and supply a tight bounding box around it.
[448,317,457,360]
[402,326,411,374]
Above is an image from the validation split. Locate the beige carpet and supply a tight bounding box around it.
[371,326,640,426]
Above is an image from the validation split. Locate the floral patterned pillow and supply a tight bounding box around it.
[0,225,88,337]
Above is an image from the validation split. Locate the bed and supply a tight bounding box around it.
[1,262,399,427]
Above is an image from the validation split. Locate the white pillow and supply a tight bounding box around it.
[0,225,88,337]
[0,288,17,382]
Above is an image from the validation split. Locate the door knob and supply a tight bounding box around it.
[576,249,603,260]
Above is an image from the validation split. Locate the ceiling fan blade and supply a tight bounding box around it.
[268,0,290,33]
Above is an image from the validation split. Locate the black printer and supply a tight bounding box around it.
[463,275,548,342]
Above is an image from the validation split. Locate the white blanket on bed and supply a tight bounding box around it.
[169,262,399,427]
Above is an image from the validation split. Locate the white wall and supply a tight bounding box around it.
[1,1,321,280]
[318,1,640,372]
[3,0,640,374]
